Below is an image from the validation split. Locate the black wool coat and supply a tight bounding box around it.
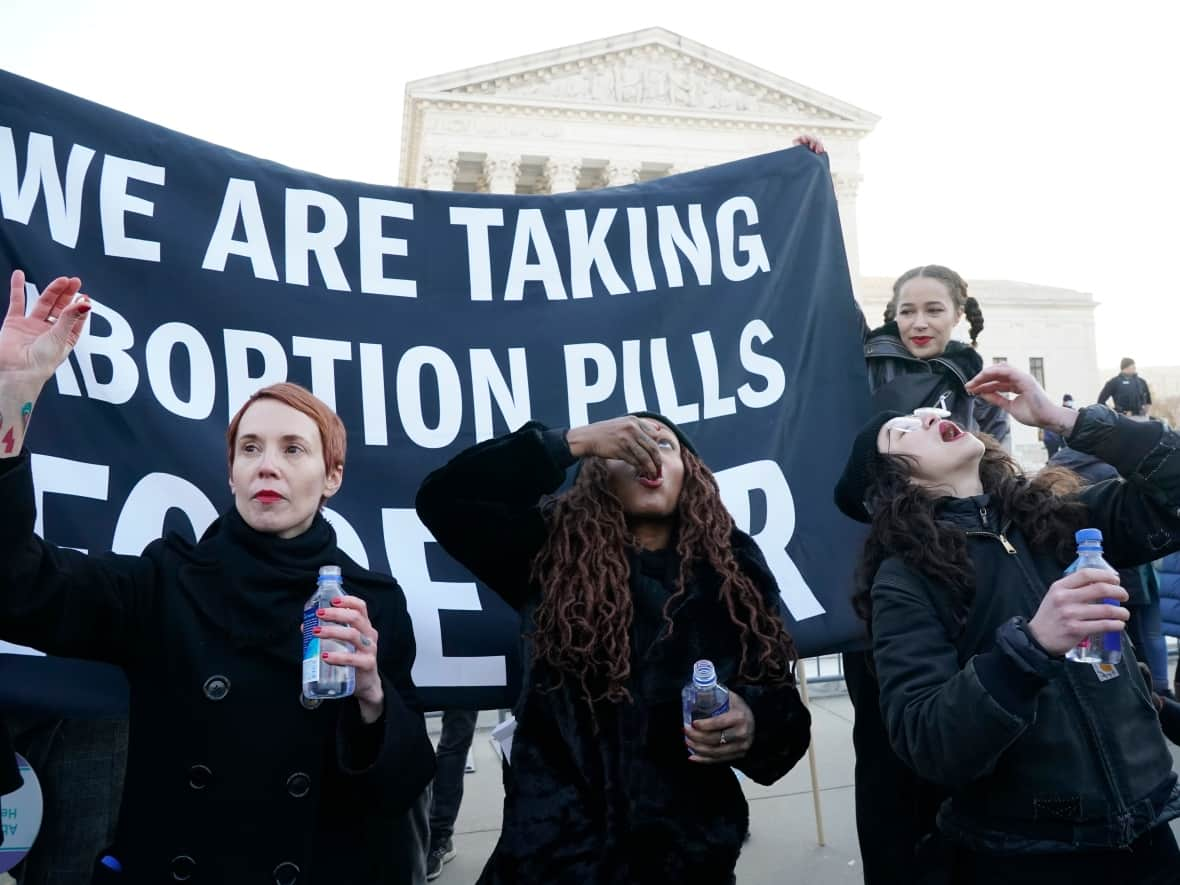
[0,452,435,885]
[416,424,811,885]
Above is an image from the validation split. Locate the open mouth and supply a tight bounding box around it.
[938,420,965,442]
[637,466,663,489]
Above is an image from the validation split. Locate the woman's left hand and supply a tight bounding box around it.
[315,595,384,723]
[684,691,756,764]
[965,363,1077,435]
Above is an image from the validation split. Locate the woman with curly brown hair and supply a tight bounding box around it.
[835,363,1180,882]
[415,413,811,884]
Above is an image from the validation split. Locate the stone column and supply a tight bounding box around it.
[481,154,520,194]
[604,159,642,188]
[831,170,863,283]
[420,154,457,191]
[542,157,582,194]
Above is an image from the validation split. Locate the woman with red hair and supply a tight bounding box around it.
[416,412,811,884]
[0,271,434,884]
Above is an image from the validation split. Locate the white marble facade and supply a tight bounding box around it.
[399,27,877,278]
[400,27,1102,467]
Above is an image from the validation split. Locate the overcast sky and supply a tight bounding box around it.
[3,0,1177,367]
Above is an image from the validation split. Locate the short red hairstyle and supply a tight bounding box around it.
[226,383,347,477]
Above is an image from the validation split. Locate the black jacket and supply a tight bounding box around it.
[1097,373,1151,415]
[871,407,1180,853]
[415,424,811,885]
[0,452,435,885]
[862,320,1010,447]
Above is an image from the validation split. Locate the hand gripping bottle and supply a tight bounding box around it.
[302,565,356,699]
[1063,528,1122,665]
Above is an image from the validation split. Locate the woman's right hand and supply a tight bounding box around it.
[565,416,663,477]
[1027,568,1129,657]
[2,270,91,389]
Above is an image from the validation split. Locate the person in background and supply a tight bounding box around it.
[1097,358,1152,417]
[1042,394,1075,458]
[426,709,479,880]
[0,270,435,884]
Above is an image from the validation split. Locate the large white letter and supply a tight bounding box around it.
[223,329,288,419]
[292,336,352,411]
[563,343,617,428]
[112,473,217,555]
[99,155,165,262]
[649,338,699,425]
[0,129,95,248]
[470,348,531,442]
[30,454,109,549]
[626,207,656,292]
[504,208,568,301]
[285,189,350,291]
[201,178,279,280]
[71,299,139,405]
[656,204,712,288]
[566,208,628,299]
[358,343,388,446]
[145,322,216,420]
[358,197,416,298]
[323,508,369,568]
[396,346,462,449]
[381,509,507,687]
[716,460,824,620]
[737,319,787,409]
[716,196,770,282]
[692,331,737,419]
[449,207,503,301]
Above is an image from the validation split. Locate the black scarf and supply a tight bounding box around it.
[173,507,391,649]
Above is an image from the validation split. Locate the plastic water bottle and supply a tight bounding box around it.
[1063,528,1122,665]
[302,565,356,698]
[682,660,730,732]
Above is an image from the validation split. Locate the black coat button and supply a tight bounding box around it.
[273,861,300,885]
[286,772,310,798]
[202,675,230,701]
[188,764,213,790]
[170,854,196,881]
[299,692,321,711]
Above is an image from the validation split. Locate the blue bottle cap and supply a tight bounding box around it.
[99,856,123,873]
[1075,528,1103,544]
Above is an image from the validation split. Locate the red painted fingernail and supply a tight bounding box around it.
[331,598,342,606]
[312,627,322,635]
[317,609,326,617]
[322,652,330,660]
[78,304,91,314]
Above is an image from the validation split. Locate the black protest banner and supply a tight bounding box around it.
[0,70,872,711]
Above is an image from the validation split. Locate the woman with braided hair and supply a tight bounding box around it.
[415,413,811,884]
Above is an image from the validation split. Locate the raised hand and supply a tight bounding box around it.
[965,363,1077,434]
[1,270,91,386]
[793,134,826,154]
[565,415,663,478]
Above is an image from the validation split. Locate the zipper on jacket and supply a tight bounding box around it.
[968,508,1017,555]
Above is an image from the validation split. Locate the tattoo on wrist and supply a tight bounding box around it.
[20,402,32,427]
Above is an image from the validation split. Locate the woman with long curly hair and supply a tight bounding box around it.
[835,363,1180,882]
[415,412,810,884]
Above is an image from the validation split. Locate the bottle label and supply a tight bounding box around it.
[301,607,320,684]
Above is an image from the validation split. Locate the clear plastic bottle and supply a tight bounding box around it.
[682,659,730,731]
[1063,528,1122,665]
[302,565,356,699]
